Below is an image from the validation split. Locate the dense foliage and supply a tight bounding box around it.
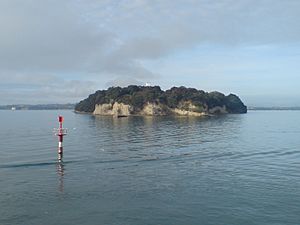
[75,85,247,114]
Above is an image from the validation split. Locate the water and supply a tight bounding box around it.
[0,110,299,225]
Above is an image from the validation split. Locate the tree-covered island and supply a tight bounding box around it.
[75,85,247,116]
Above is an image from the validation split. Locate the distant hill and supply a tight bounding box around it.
[0,103,75,110]
[75,85,247,116]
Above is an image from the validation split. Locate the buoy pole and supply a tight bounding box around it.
[55,116,67,161]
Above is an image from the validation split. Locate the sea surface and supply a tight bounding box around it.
[0,110,299,225]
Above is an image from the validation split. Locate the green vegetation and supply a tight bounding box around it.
[75,85,247,114]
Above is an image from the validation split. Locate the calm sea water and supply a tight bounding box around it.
[0,110,299,225]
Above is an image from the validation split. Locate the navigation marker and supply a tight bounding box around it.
[54,116,67,161]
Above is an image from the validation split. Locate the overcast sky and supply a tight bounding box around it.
[0,0,299,106]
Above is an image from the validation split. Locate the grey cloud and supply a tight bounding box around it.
[3,0,299,73]
[42,79,96,98]
[0,88,92,104]
[0,0,113,72]
[86,0,300,69]
[1,0,300,103]
[99,56,160,79]
[105,77,144,88]
[0,73,60,86]
[0,73,96,104]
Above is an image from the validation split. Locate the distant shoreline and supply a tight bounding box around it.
[0,109,74,111]
[248,107,300,111]
[1,104,300,111]
[0,104,75,110]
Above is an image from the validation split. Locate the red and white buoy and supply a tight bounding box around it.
[54,116,67,161]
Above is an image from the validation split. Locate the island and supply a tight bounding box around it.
[75,85,247,116]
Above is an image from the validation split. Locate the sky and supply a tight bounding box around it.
[0,0,299,107]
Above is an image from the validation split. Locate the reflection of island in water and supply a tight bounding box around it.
[56,162,65,193]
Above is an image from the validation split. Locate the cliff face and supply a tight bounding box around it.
[92,101,231,117]
[172,101,206,116]
[93,102,167,116]
[140,103,167,116]
[75,85,247,116]
[93,103,133,116]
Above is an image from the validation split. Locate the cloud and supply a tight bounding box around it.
[2,0,299,72]
[0,0,300,103]
[105,76,144,88]
[0,0,114,73]
[0,73,96,104]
